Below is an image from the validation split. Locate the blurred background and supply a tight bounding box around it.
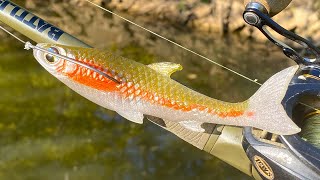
[0,0,318,179]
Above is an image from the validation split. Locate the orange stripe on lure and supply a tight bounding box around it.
[61,60,119,91]
[31,43,301,135]
[61,59,246,118]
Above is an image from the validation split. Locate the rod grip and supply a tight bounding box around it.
[244,0,292,16]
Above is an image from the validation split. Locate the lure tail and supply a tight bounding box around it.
[247,65,301,135]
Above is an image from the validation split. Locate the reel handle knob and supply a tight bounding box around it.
[244,0,292,16]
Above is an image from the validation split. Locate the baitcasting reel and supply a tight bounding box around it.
[242,2,320,179]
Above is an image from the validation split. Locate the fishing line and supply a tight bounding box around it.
[24,42,121,83]
[0,25,26,44]
[83,1,320,117]
[84,0,262,86]
[300,102,320,112]
[1,23,320,115]
[0,24,120,83]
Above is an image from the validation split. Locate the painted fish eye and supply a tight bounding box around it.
[45,47,60,63]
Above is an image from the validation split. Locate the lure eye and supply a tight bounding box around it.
[45,47,60,63]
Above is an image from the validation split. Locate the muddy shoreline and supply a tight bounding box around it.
[2,0,320,44]
[58,0,320,43]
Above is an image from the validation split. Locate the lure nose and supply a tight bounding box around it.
[31,43,121,83]
[30,43,66,74]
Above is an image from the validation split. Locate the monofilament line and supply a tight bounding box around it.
[24,42,121,84]
[299,102,320,112]
[0,24,26,44]
[1,21,320,112]
[84,0,262,86]
[84,1,320,112]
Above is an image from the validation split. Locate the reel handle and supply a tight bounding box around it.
[244,0,292,16]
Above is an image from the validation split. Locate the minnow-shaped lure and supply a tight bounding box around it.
[32,43,300,135]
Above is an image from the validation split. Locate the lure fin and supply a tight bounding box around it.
[179,121,205,132]
[117,110,144,124]
[247,65,301,135]
[147,62,182,77]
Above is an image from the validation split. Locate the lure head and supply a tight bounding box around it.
[32,43,78,79]
[32,43,119,92]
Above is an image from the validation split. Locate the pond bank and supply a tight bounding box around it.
[54,0,320,43]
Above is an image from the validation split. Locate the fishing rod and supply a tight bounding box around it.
[0,24,121,83]
[1,1,248,176]
[0,25,120,83]
[0,0,320,179]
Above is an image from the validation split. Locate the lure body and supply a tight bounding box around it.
[33,43,300,135]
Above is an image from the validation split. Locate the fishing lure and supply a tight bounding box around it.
[28,42,300,135]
